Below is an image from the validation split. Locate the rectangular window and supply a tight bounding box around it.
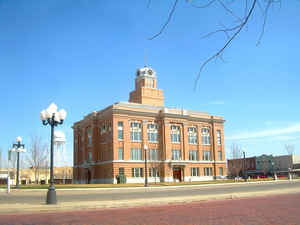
[149,168,160,177]
[219,167,223,176]
[204,167,213,176]
[218,151,222,161]
[217,130,221,145]
[130,122,142,141]
[203,151,211,161]
[149,149,159,161]
[132,168,143,177]
[188,127,197,144]
[119,168,124,175]
[191,168,199,176]
[87,129,92,147]
[189,150,198,161]
[170,125,181,143]
[100,124,106,134]
[118,148,124,160]
[118,121,123,140]
[172,149,181,160]
[147,123,158,142]
[88,152,92,163]
[130,148,142,160]
[201,128,211,145]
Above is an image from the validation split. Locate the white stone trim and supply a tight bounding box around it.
[74,160,226,168]
[184,176,214,182]
[126,177,145,184]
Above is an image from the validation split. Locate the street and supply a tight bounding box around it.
[1,180,300,204]
[0,193,299,225]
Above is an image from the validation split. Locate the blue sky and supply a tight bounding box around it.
[0,0,299,165]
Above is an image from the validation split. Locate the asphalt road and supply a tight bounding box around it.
[1,180,299,204]
[1,193,300,225]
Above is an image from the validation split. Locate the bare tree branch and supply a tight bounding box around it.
[202,24,241,39]
[190,0,216,8]
[26,135,48,183]
[217,0,242,22]
[256,0,272,46]
[285,144,295,155]
[148,0,179,40]
[194,0,257,90]
[147,0,151,9]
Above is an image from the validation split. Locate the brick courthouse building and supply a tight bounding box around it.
[73,66,226,184]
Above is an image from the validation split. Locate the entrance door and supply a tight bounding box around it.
[173,167,182,182]
[87,169,91,184]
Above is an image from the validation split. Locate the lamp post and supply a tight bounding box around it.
[288,168,292,180]
[10,136,26,188]
[144,144,149,187]
[272,161,277,180]
[40,103,67,204]
[242,148,247,182]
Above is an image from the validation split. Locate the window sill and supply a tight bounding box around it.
[131,140,142,143]
[171,142,181,144]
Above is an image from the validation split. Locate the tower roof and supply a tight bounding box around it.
[136,66,156,78]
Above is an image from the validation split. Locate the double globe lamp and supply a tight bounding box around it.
[40,103,67,204]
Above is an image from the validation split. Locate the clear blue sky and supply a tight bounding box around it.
[1,0,299,165]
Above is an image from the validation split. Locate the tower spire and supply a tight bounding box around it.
[144,49,147,67]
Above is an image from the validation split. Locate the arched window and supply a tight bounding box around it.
[130,122,142,141]
[201,128,210,145]
[188,127,197,144]
[147,123,158,142]
[170,125,181,143]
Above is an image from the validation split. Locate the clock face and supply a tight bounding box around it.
[148,69,153,75]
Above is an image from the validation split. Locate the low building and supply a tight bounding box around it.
[227,157,256,178]
[0,166,73,185]
[73,66,227,184]
[227,154,300,178]
[273,154,300,176]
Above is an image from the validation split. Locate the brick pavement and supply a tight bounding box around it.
[0,193,300,225]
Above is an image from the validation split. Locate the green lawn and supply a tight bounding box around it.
[0,177,293,190]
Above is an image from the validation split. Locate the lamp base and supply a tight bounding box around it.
[46,186,57,204]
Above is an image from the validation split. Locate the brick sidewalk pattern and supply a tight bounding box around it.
[0,193,300,225]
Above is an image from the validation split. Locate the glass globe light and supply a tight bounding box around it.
[16,136,22,143]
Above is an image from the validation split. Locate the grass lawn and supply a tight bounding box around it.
[0,177,293,190]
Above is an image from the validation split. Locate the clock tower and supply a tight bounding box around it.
[129,66,164,107]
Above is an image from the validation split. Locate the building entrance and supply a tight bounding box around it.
[173,167,182,182]
[87,169,91,184]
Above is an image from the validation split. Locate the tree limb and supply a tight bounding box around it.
[194,0,257,90]
[148,0,179,40]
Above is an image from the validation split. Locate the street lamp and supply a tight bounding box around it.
[144,144,149,187]
[40,103,67,204]
[271,161,277,180]
[242,148,247,182]
[9,136,26,188]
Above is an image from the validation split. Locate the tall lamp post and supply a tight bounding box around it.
[9,136,26,188]
[272,161,277,180]
[144,144,149,187]
[242,148,247,182]
[40,103,67,204]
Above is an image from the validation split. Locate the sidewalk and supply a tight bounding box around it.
[1,180,299,214]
